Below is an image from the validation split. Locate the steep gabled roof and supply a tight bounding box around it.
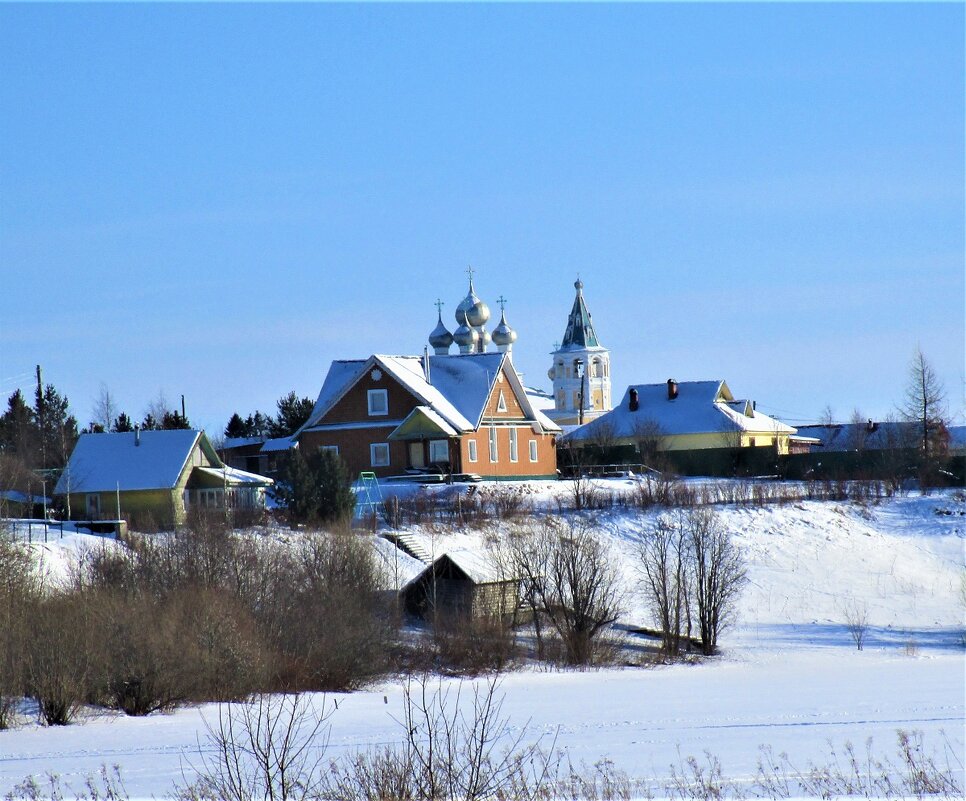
[298,353,560,437]
[561,380,795,443]
[55,429,217,494]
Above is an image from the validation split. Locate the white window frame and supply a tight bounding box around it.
[529,439,538,463]
[488,426,498,463]
[497,390,507,413]
[429,439,449,463]
[468,439,478,463]
[370,442,390,467]
[367,389,388,416]
[509,428,518,462]
[319,445,340,456]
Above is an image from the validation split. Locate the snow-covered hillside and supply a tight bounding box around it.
[1,486,962,796]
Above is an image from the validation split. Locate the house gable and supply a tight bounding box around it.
[481,367,528,422]
[315,361,424,427]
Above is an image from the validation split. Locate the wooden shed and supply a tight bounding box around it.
[401,549,520,621]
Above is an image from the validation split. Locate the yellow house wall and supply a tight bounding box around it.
[66,488,182,528]
[660,432,790,453]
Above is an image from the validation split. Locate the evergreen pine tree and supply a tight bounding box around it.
[113,413,133,433]
[224,413,248,439]
[160,410,190,430]
[35,385,78,469]
[0,390,37,463]
[269,392,314,438]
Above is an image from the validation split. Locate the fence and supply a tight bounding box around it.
[3,518,123,544]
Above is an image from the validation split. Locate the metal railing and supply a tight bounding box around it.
[3,518,122,543]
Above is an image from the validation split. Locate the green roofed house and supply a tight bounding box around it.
[54,428,273,529]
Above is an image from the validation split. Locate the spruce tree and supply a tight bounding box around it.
[0,390,37,461]
[315,449,356,523]
[224,413,248,439]
[113,413,134,433]
[271,448,355,525]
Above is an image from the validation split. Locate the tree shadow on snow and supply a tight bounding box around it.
[748,622,964,653]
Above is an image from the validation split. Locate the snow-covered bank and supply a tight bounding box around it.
[0,489,962,796]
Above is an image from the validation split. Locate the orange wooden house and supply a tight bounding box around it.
[291,353,560,480]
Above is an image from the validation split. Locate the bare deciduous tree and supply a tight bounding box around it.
[91,383,119,432]
[841,597,870,651]
[687,508,747,656]
[632,418,667,470]
[899,347,949,484]
[0,537,36,728]
[512,518,623,665]
[184,692,333,801]
[847,409,869,452]
[638,508,746,657]
[637,515,691,655]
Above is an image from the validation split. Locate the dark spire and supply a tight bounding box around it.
[560,278,600,349]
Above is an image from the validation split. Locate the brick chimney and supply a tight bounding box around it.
[667,379,678,400]
[629,388,639,412]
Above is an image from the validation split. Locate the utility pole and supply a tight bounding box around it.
[36,365,46,469]
[576,360,586,426]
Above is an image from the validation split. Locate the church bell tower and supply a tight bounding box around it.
[546,279,611,426]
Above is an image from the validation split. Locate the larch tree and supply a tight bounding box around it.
[899,347,949,477]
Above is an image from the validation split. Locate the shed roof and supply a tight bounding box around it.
[193,466,274,486]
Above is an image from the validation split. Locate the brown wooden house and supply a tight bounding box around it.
[290,353,560,480]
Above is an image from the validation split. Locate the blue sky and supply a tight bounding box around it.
[1,3,963,437]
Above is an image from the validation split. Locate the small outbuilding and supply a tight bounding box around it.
[401,549,520,621]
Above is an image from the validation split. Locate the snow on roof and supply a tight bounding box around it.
[793,421,961,451]
[525,386,555,412]
[0,489,48,505]
[443,548,507,584]
[297,359,368,436]
[194,466,273,486]
[950,425,966,450]
[562,381,794,443]
[55,430,210,494]
[261,437,296,453]
[222,436,266,449]
[404,548,509,588]
[300,353,559,436]
[390,406,460,439]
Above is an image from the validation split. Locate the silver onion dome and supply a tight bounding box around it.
[491,310,517,348]
[428,312,454,350]
[453,322,479,350]
[456,278,491,328]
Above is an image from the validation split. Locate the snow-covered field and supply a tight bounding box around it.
[1,483,963,797]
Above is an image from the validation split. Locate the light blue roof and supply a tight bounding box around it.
[562,380,795,443]
[55,429,214,494]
